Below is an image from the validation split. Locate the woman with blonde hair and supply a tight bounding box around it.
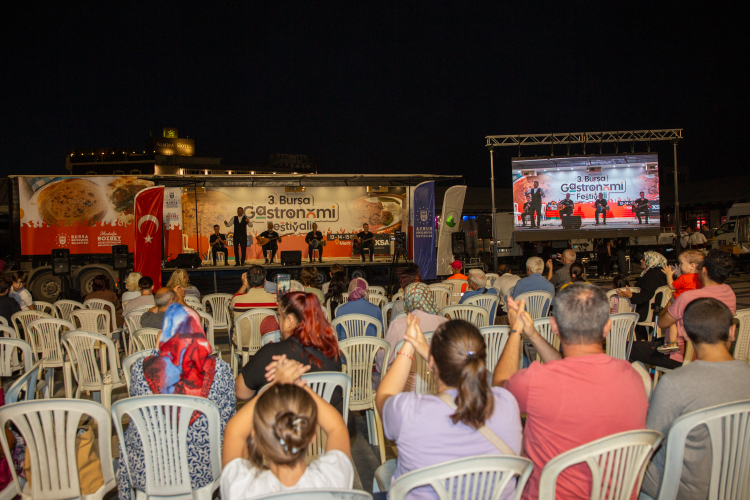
[166,269,200,300]
[122,272,142,304]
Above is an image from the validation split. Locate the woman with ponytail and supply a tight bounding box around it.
[235,291,341,401]
[375,316,523,500]
[222,356,353,497]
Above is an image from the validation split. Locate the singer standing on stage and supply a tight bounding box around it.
[305,223,324,263]
[224,207,249,266]
[354,223,375,262]
[258,221,282,264]
[525,181,545,228]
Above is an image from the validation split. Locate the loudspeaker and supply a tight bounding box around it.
[52,249,70,275]
[561,215,582,229]
[281,251,302,266]
[477,215,493,239]
[112,244,129,270]
[166,253,202,269]
[451,232,466,254]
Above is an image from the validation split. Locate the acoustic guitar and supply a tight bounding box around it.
[353,235,376,250]
[310,238,327,249]
[256,233,290,246]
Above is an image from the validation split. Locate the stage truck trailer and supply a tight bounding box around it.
[4,173,460,301]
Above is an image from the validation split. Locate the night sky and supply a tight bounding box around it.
[1,3,746,188]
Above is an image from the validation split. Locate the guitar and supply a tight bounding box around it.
[633,199,651,211]
[310,238,327,249]
[353,235,376,250]
[256,233,290,246]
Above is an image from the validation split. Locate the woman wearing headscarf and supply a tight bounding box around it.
[118,304,235,500]
[334,277,383,341]
[617,250,668,340]
[374,282,449,390]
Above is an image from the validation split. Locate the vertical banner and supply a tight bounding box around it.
[163,187,183,261]
[134,186,165,289]
[413,181,436,280]
[436,185,467,276]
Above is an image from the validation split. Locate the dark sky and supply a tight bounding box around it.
[1,3,746,187]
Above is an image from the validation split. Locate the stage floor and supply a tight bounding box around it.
[181,256,400,271]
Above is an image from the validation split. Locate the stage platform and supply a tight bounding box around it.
[181,256,400,271]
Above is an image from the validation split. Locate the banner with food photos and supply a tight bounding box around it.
[17,176,181,256]
[181,186,405,260]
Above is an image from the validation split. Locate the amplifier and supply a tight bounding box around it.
[281,251,302,266]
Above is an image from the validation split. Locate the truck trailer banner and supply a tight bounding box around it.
[133,187,164,289]
[436,185,467,276]
[413,181,436,280]
[182,186,405,261]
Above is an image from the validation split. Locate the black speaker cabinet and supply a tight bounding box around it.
[52,248,71,275]
[166,253,203,269]
[112,244,129,270]
[561,215,582,229]
[281,251,302,266]
[451,232,466,254]
[477,215,493,239]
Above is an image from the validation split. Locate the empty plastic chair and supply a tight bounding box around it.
[62,330,124,409]
[52,299,84,322]
[10,310,51,344]
[26,318,74,398]
[4,359,42,404]
[368,286,386,296]
[0,331,28,377]
[32,301,56,317]
[83,297,120,333]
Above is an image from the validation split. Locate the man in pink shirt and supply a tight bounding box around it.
[494,284,648,500]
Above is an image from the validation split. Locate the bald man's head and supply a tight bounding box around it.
[154,287,177,309]
[563,249,577,264]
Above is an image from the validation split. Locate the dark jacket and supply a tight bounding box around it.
[630,268,668,323]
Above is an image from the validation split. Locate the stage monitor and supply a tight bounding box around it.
[511,154,660,241]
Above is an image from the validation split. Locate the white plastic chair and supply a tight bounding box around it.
[514,291,553,319]
[195,309,219,356]
[331,313,384,339]
[11,310,52,343]
[381,301,396,332]
[733,309,750,362]
[262,330,282,345]
[368,294,388,308]
[111,395,222,500]
[368,286,386,296]
[392,291,404,301]
[32,301,57,317]
[122,350,152,391]
[187,301,205,313]
[251,490,373,500]
[428,284,451,310]
[232,308,278,376]
[124,311,146,355]
[301,372,351,463]
[52,299,84,322]
[62,330,125,410]
[4,359,42,405]
[607,313,639,361]
[0,399,117,500]
[485,273,500,287]
[463,294,500,320]
[332,292,350,315]
[0,317,6,326]
[637,285,672,339]
[133,328,161,351]
[395,332,435,395]
[479,326,511,373]
[537,430,663,500]
[439,305,490,328]
[339,337,391,463]
[26,318,74,398]
[0,330,28,377]
[84,298,120,333]
[70,308,120,369]
[201,294,233,332]
[388,455,534,500]
[441,280,467,305]
[652,399,750,500]
[130,304,155,314]
[606,289,637,314]
[533,318,560,363]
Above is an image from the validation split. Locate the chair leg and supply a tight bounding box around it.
[64,361,73,398]
[365,409,374,445]
[44,367,54,398]
[102,384,113,410]
[230,346,237,377]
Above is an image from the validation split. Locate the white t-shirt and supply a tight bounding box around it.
[220,450,354,500]
[9,288,33,311]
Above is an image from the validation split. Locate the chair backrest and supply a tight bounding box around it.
[33,301,57,317]
[641,285,672,326]
[52,299,84,322]
[515,291,553,319]
[202,293,233,329]
[125,311,145,333]
[0,316,7,326]
[537,430,663,500]
[606,289,637,314]
[70,308,111,336]
[133,328,161,352]
[368,286,386,296]
[0,399,116,499]
[187,301,205,312]
[441,280,468,305]
[439,305,490,328]
[26,318,74,366]
[656,399,750,500]
[381,301,396,332]
[84,297,119,332]
[261,330,282,346]
[252,490,374,500]
[367,294,387,308]
[196,310,216,351]
[122,350,152,391]
[733,309,750,362]
[463,294,500,319]
[0,336,33,377]
[395,332,436,395]
[485,273,500,287]
[479,326,511,373]
[428,285,451,310]
[235,309,278,354]
[11,310,52,341]
[331,314,383,339]
[301,372,351,460]
[5,359,42,404]
[607,313,639,361]
[389,455,534,500]
[131,304,155,313]
[338,337,390,408]
[533,318,559,363]
[111,395,222,498]
[334,292,350,315]
[392,291,404,301]
[61,330,121,388]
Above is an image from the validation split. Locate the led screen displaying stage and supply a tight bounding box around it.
[511,154,660,241]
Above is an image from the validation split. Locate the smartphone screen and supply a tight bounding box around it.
[276,273,291,296]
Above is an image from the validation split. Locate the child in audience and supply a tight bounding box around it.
[9,271,34,311]
[221,356,352,498]
[609,274,630,314]
[659,250,704,352]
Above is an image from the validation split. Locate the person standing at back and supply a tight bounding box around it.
[494,284,648,500]
[225,207,250,266]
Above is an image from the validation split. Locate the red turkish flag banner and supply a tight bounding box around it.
[134,186,165,289]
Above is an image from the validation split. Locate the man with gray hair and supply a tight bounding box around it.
[493,284,648,499]
[140,287,177,330]
[511,256,555,306]
[546,248,577,291]
[459,269,497,317]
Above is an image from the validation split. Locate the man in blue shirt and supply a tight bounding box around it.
[511,256,555,312]
[335,277,383,340]
[460,269,498,319]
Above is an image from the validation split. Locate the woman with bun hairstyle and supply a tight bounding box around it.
[559,262,589,289]
[235,291,341,401]
[375,317,523,500]
[221,357,353,497]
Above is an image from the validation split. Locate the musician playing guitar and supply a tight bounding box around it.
[257,222,283,264]
[305,223,325,263]
[353,223,375,262]
[632,191,651,225]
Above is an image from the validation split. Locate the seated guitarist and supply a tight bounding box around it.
[354,223,375,262]
[258,221,282,264]
[305,222,324,263]
[633,191,651,224]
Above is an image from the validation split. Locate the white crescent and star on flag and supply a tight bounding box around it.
[138,215,159,244]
